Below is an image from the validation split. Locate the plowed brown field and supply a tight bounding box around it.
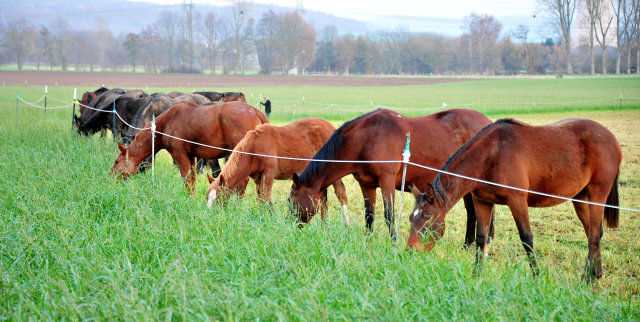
[0,70,470,88]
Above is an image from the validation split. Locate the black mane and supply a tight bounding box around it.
[299,109,379,185]
[430,118,518,203]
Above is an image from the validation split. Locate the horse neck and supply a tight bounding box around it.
[302,160,354,194]
[128,129,159,165]
[220,153,254,190]
[436,143,487,211]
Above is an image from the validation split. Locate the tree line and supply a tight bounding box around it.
[1,0,639,75]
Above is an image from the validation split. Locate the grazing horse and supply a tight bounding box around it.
[74,88,126,129]
[79,87,109,114]
[194,91,224,102]
[111,101,269,195]
[223,92,246,102]
[407,118,621,281]
[290,109,493,242]
[78,95,151,137]
[205,118,350,223]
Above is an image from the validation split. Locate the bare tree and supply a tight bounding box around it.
[633,0,640,73]
[460,13,503,74]
[94,16,112,72]
[538,0,579,74]
[50,16,70,71]
[203,13,222,74]
[228,0,250,74]
[218,19,234,75]
[256,10,279,74]
[336,33,358,75]
[514,25,537,73]
[273,12,308,73]
[583,0,602,73]
[157,11,181,73]
[141,24,161,73]
[611,0,634,73]
[297,21,317,74]
[377,26,411,74]
[123,33,142,72]
[320,25,338,73]
[595,0,614,73]
[5,18,36,71]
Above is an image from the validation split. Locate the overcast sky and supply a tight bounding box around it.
[137,0,539,20]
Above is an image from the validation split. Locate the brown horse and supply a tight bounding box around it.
[290,109,493,242]
[111,101,269,195]
[407,118,622,280]
[205,118,350,223]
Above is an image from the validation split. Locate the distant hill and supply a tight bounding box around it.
[0,0,549,38]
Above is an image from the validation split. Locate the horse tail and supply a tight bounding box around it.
[256,109,269,124]
[604,171,619,229]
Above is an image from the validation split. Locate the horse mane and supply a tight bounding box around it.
[430,118,523,204]
[299,109,379,185]
[220,127,266,180]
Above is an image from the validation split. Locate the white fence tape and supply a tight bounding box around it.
[24,92,638,213]
[18,97,73,109]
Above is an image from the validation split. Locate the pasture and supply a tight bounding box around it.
[1,78,639,319]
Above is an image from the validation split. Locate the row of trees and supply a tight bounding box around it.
[1,0,639,75]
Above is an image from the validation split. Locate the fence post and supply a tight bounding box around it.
[151,115,156,186]
[396,133,411,243]
[112,99,116,143]
[44,86,48,113]
[303,96,305,107]
[16,91,19,118]
[72,89,77,130]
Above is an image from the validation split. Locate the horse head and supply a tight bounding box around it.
[289,172,324,224]
[111,142,137,179]
[407,183,447,252]
[205,173,225,207]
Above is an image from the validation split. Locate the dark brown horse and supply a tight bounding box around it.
[111,101,269,195]
[290,109,493,242]
[408,118,622,280]
[206,118,350,223]
[74,88,126,129]
[79,87,109,114]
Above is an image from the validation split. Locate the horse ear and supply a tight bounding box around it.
[117,141,126,154]
[411,183,422,200]
[207,173,214,184]
[292,172,301,188]
[219,174,226,186]
[425,183,436,204]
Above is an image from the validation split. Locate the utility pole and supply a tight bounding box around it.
[296,0,306,15]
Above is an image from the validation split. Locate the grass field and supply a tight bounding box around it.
[1,79,640,319]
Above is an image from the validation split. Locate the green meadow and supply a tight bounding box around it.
[1,78,639,320]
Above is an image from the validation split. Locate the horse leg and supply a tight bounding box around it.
[331,179,351,225]
[209,159,222,177]
[258,171,274,204]
[573,186,607,281]
[359,184,377,234]
[175,154,197,196]
[463,193,477,249]
[379,176,396,240]
[471,197,494,275]
[319,188,328,221]
[507,197,539,277]
[196,158,205,174]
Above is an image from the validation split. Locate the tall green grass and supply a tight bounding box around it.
[1,80,639,319]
